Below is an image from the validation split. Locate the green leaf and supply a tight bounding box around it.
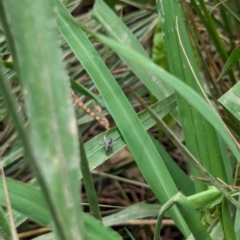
[79,134,102,221]
[218,46,240,80]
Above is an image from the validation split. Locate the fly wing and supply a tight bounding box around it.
[103,135,107,143]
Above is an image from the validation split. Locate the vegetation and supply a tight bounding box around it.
[0,0,239,239]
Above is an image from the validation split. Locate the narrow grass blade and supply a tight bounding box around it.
[53,1,190,236]
[124,228,136,240]
[71,80,106,107]
[0,205,11,240]
[79,135,102,221]
[218,82,240,122]
[221,198,236,240]
[218,46,240,80]
[235,191,240,240]
[0,168,18,240]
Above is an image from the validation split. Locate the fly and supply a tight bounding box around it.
[104,135,114,153]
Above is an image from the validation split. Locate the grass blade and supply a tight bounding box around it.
[218,46,240,80]
[79,135,102,221]
[218,82,240,122]
[221,198,236,240]
[0,1,85,239]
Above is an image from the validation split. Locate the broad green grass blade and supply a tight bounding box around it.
[218,82,240,122]
[156,0,234,191]
[92,0,173,100]
[0,177,122,240]
[53,1,191,236]
[0,1,85,239]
